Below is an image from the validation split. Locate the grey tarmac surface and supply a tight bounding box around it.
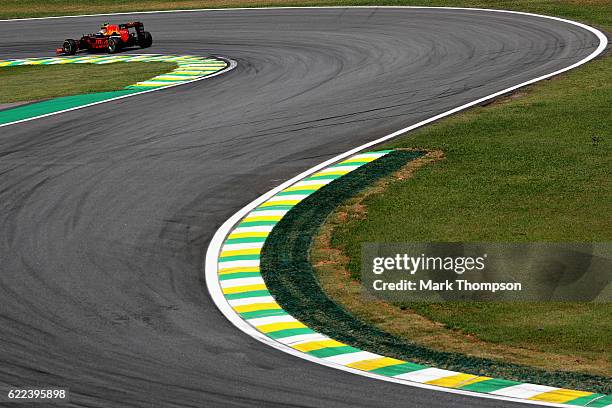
[0,7,602,408]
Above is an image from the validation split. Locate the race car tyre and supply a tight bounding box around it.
[107,37,120,54]
[62,39,77,55]
[139,32,153,49]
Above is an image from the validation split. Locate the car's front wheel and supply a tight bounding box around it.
[139,31,153,49]
[108,37,120,54]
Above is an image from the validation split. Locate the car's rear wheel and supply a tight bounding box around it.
[62,39,77,55]
[107,37,120,54]
[139,32,153,49]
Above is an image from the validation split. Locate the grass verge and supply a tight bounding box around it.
[312,150,611,377]
[262,150,610,393]
[313,27,611,379]
[0,62,175,104]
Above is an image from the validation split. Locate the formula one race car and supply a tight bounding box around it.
[57,22,153,55]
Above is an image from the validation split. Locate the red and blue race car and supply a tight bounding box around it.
[57,22,153,55]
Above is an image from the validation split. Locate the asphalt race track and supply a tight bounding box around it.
[0,8,602,408]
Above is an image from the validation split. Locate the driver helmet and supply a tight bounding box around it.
[99,23,109,34]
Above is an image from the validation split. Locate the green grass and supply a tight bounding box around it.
[0,62,175,103]
[333,55,611,265]
[324,25,611,373]
[263,150,610,391]
[409,302,611,363]
[0,0,610,32]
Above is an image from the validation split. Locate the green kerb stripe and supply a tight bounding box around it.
[332,161,371,167]
[305,175,342,181]
[277,189,319,196]
[224,290,271,300]
[239,309,288,319]
[306,346,361,358]
[219,272,262,280]
[0,89,140,125]
[224,237,267,244]
[252,205,294,211]
[568,395,612,407]
[458,378,521,393]
[370,362,427,377]
[237,220,278,227]
[219,254,261,262]
[266,327,315,339]
[566,394,606,406]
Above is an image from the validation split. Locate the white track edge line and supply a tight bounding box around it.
[201,7,607,408]
[0,56,237,128]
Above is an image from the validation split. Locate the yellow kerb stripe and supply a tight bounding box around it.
[227,232,269,239]
[283,184,326,192]
[427,373,489,388]
[292,339,346,352]
[311,170,351,177]
[529,389,593,404]
[219,266,260,275]
[339,157,378,164]
[233,303,282,313]
[256,321,306,333]
[220,248,261,257]
[243,215,283,222]
[260,200,300,207]
[346,357,406,371]
[222,283,267,294]
[155,75,191,81]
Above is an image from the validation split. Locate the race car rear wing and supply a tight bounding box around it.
[118,22,144,29]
